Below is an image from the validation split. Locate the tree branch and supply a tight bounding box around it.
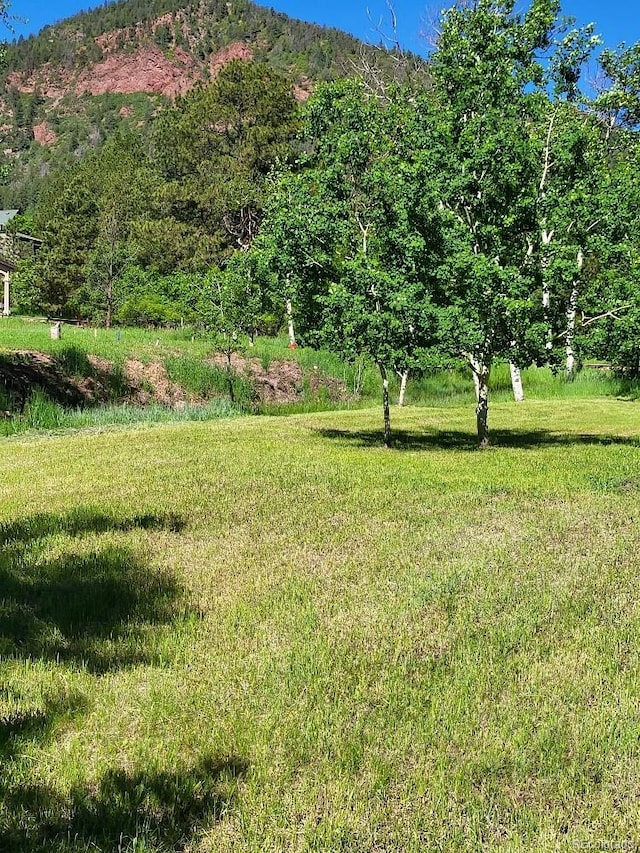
[539,111,556,194]
[555,303,633,339]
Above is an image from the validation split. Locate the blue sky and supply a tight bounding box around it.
[5,0,640,54]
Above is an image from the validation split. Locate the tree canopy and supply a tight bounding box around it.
[251,0,640,445]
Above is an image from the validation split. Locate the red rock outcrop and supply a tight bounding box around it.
[75,45,202,98]
[209,42,254,77]
[294,80,312,102]
[33,121,57,146]
[7,30,262,113]
[8,67,67,104]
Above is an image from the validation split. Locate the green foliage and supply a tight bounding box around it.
[28,134,180,321]
[164,356,230,399]
[112,266,202,327]
[0,0,10,115]
[18,63,301,320]
[116,294,184,328]
[31,164,100,316]
[428,1,551,370]
[9,257,41,315]
[254,78,446,442]
[573,134,640,374]
[152,60,299,260]
[596,41,640,128]
[259,8,559,444]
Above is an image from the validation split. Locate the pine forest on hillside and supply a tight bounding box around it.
[0,0,416,208]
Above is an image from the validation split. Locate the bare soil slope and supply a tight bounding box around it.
[0,350,350,413]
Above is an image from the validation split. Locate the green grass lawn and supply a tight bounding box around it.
[2,400,640,851]
[0,316,215,363]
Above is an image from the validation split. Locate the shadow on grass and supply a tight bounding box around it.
[0,508,225,852]
[0,693,248,852]
[0,508,186,673]
[0,691,90,763]
[0,756,248,852]
[316,426,640,451]
[0,508,184,546]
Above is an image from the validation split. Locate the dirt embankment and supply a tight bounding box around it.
[0,351,194,412]
[210,353,349,404]
[0,350,350,413]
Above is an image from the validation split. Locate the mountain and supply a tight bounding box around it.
[0,0,413,209]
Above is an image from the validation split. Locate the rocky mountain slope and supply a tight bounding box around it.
[1,0,411,208]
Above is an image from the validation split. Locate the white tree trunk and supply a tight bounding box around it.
[2,270,9,316]
[565,285,579,381]
[565,250,583,381]
[286,299,297,348]
[509,362,525,402]
[541,227,554,353]
[379,363,392,447]
[397,370,408,407]
[470,356,491,448]
[538,116,556,355]
[472,369,480,401]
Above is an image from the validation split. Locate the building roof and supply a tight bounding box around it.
[0,210,18,229]
[15,231,42,245]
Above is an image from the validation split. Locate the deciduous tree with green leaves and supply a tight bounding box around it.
[199,259,261,402]
[425,0,557,446]
[256,80,441,446]
[574,130,640,375]
[525,17,640,380]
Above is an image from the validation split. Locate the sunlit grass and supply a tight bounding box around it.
[1,399,640,850]
[0,315,213,363]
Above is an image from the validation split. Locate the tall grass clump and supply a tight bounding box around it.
[400,368,475,407]
[491,362,636,401]
[164,356,253,408]
[403,362,637,408]
[19,390,66,430]
[0,396,240,436]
